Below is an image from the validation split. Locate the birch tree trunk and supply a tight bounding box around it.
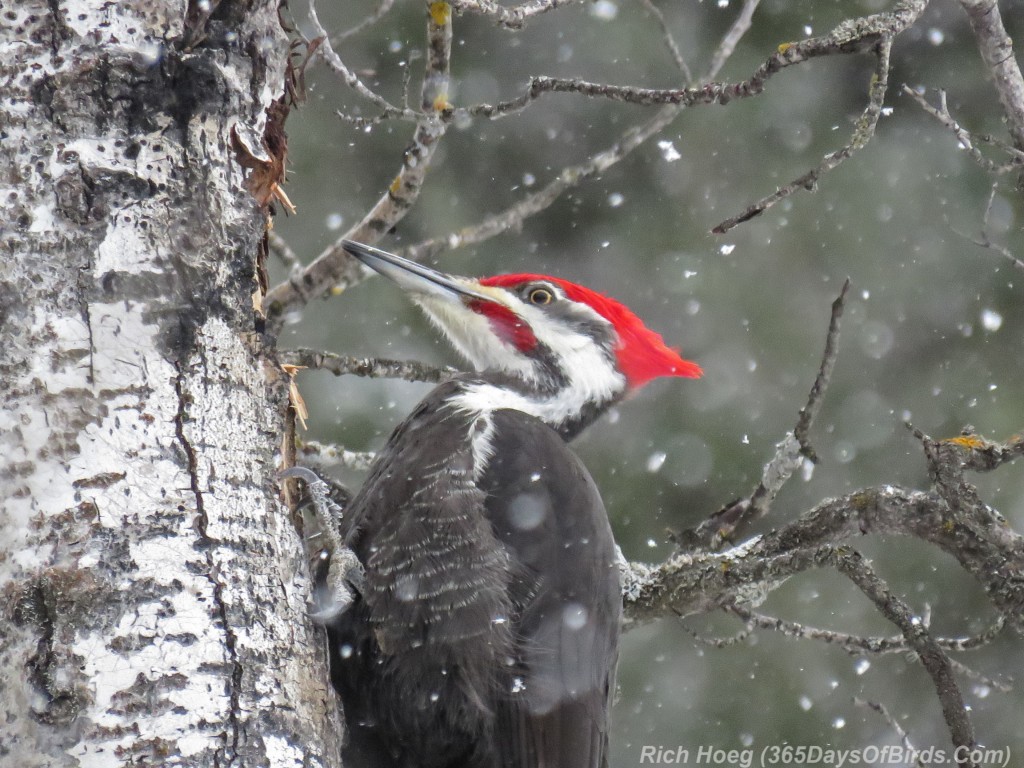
[0,2,342,765]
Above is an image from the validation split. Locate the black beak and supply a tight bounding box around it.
[342,241,491,302]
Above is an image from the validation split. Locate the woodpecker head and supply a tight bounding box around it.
[344,240,700,433]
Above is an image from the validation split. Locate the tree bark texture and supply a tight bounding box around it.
[0,2,342,766]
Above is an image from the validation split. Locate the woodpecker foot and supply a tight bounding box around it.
[309,545,365,622]
[280,466,365,621]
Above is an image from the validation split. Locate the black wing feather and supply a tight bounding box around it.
[333,382,516,767]
[480,409,621,768]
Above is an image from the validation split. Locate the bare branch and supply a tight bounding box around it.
[902,86,1024,174]
[279,348,457,384]
[404,104,683,262]
[449,0,586,29]
[298,441,378,472]
[958,0,1024,153]
[309,0,412,119]
[712,36,896,233]
[948,658,1013,695]
[405,0,766,261]
[775,483,1024,632]
[266,2,454,326]
[952,184,1024,271]
[703,0,761,82]
[796,278,850,458]
[638,0,692,85]
[831,550,977,762]
[678,619,752,649]
[627,463,1024,634]
[726,605,1007,656]
[464,0,923,122]
[854,698,925,767]
[932,429,1024,474]
[268,229,302,273]
[335,0,396,41]
[676,280,849,551]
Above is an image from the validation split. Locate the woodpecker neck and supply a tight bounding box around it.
[445,369,624,440]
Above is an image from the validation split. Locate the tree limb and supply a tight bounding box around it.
[958,0,1024,153]
[831,549,978,763]
[902,85,1024,175]
[280,348,456,384]
[726,604,1007,656]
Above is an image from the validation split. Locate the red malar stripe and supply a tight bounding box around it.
[468,299,538,353]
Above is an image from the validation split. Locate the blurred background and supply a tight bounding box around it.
[272,0,1024,763]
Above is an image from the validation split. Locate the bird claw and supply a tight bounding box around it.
[281,465,365,621]
[309,549,365,622]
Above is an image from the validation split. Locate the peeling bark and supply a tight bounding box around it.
[0,2,342,766]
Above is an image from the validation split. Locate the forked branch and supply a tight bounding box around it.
[265,1,454,326]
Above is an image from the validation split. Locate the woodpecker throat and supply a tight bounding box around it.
[325,241,701,768]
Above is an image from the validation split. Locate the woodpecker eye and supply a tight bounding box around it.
[526,286,555,306]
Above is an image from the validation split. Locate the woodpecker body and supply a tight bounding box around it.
[327,242,700,768]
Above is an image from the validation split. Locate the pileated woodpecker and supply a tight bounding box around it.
[326,241,701,768]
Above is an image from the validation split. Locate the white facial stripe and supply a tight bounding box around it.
[449,352,625,428]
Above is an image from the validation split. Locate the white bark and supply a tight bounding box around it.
[0,2,342,766]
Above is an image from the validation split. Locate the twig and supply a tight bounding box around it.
[831,549,978,763]
[405,0,765,261]
[279,348,457,384]
[712,36,897,233]
[703,0,760,82]
[905,423,1023,510]
[266,3,453,326]
[952,184,1024,271]
[902,86,1024,175]
[298,441,378,472]
[335,0,396,41]
[675,280,849,551]
[949,658,1013,695]
[449,0,586,29]
[626,468,1024,631]
[404,104,683,261]
[680,624,752,649]
[854,698,925,767]
[268,230,302,273]
[309,0,412,120]
[726,605,1007,657]
[795,278,850,459]
[638,0,692,85]
[463,0,922,122]
[942,615,1009,652]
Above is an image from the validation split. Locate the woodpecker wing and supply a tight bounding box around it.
[335,379,517,765]
[480,408,622,768]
